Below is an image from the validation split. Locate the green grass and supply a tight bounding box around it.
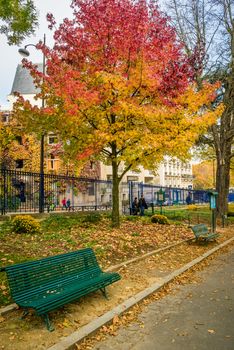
[41,212,102,233]
[145,206,212,225]
[41,215,82,232]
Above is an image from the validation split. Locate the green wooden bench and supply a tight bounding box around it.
[191,224,219,243]
[0,248,121,331]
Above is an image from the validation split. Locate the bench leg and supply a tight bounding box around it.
[19,308,29,320]
[100,287,108,300]
[42,314,54,332]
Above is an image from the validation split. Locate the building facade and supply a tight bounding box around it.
[101,156,193,189]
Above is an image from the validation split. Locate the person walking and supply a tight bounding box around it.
[49,202,56,211]
[62,197,67,210]
[66,198,71,211]
[138,194,148,216]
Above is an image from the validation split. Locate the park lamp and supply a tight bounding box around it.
[18,35,46,213]
[18,47,30,57]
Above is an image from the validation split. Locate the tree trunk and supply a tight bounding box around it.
[111,143,120,227]
[212,107,232,217]
[216,157,230,216]
[214,33,234,215]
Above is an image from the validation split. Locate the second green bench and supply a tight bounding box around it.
[191,224,219,243]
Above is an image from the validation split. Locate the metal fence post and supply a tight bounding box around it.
[128,181,133,214]
[151,202,154,215]
[2,168,6,215]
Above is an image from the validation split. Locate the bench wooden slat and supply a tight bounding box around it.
[1,248,121,331]
[20,272,119,314]
[5,249,100,291]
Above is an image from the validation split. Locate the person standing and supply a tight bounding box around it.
[132,197,139,215]
[138,194,148,216]
[186,192,192,205]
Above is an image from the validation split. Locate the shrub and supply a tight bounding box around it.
[12,215,40,234]
[187,204,198,211]
[151,214,169,225]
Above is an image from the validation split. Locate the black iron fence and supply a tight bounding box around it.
[0,169,113,215]
[128,182,209,207]
[1,168,229,216]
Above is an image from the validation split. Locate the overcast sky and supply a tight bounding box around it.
[0,0,73,109]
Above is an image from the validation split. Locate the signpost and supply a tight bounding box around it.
[207,191,218,233]
[157,189,165,215]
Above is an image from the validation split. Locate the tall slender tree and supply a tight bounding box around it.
[15,0,221,226]
[165,0,234,216]
[0,0,38,45]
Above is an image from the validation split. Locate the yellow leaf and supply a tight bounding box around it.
[208,329,215,334]
[112,315,119,325]
[62,319,70,328]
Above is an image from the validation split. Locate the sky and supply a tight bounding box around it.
[0,0,73,109]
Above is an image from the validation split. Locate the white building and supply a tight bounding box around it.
[101,156,193,189]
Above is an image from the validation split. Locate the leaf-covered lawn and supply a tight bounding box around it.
[0,214,192,305]
[0,214,233,350]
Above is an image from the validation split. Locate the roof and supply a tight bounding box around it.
[10,64,43,95]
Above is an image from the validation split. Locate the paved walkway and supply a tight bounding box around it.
[93,248,234,350]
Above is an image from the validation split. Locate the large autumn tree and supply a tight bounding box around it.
[15,0,221,226]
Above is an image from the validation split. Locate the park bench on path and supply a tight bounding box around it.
[0,248,121,331]
[191,224,219,243]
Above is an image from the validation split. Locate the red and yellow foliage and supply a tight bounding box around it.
[14,0,223,225]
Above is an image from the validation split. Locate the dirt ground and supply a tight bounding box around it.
[0,227,233,350]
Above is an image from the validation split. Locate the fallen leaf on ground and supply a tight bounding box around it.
[208,329,215,334]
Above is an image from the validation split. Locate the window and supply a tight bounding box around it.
[144,177,153,184]
[48,154,59,170]
[50,154,55,169]
[15,136,23,145]
[88,183,95,196]
[15,159,23,168]
[1,112,10,123]
[127,176,139,182]
[48,135,58,145]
